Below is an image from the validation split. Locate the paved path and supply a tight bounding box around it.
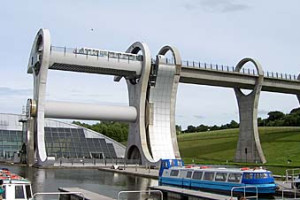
[150,186,238,200]
[59,187,114,200]
[98,166,159,179]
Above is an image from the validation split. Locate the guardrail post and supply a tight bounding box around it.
[135,162,137,172]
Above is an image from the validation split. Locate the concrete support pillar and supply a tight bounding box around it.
[234,58,266,163]
[125,44,182,164]
[27,29,52,165]
[125,42,154,164]
[26,117,35,167]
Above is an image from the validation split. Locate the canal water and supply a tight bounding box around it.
[2,164,158,199]
[2,164,281,199]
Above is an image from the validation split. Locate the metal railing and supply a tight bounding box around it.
[33,191,85,200]
[118,190,163,200]
[50,45,298,82]
[230,186,258,200]
[281,188,300,199]
[286,168,300,183]
[50,46,143,62]
[55,157,140,167]
[181,59,298,82]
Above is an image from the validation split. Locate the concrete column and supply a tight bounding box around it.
[27,29,51,165]
[234,58,266,163]
[125,42,154,164]
[26,117,35,167]
[146,46,182,161]
[125,44,182,164]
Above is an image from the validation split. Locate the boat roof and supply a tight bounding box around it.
[0,169,31,184]
[169,166,270,173]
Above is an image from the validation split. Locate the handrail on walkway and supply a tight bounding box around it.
[231,186,258,200]
[33,191,85,200]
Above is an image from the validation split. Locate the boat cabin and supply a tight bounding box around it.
[159,166,276,194]
[0,169,33,200]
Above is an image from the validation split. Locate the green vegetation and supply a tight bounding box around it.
[181,108,300,134]
[73,121,128,142]
[178,127,300,175]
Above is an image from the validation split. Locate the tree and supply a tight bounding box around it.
[176,125,182,135]
[186,125,197,133]
[267,111,285,121]
[229,120,239,128]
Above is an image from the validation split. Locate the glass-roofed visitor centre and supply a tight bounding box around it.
[0,113,125,165]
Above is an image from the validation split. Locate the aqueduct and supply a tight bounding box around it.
[26,29,300,166]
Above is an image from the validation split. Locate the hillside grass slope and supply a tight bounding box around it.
[177,127,300,175]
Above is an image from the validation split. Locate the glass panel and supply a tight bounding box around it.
[243,173,253,179]
[15,185,25,199]
[170,170,179,177]
[25,185,32,199]
[215,172,227,182]
[192,171,203,180]
[228,173,242,183]
[203,172,215,181]
[254,173,268,179]
[2,185,5,199]
[186,171,192,178]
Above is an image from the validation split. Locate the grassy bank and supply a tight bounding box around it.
[177,127,300,175]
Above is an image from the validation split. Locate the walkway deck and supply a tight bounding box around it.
[150,186,237,200]
[59,187,114,200]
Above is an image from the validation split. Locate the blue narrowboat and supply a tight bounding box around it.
[159,159,277,195]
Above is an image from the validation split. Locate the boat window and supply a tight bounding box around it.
[2,185,5,199]
[25,185,32,199]
[192,171,203,180]
[15,185,25,199]
[253,173,268,179]
[215,172,227,182]
[170,170,179,177]
[228,173,242,183]
[178,160,183,167]
[243,173,253,179]
[186,171,193,178]
[203,172,215,181]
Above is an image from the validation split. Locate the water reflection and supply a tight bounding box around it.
[1,164,158,199]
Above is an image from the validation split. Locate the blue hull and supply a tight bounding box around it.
[159,177,276,195]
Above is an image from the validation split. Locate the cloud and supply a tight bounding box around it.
[258,109,269,116]
[184,0,250,13]
[0,87,31,96]
[194,115,204,119]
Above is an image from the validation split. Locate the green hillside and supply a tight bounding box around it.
[178,127,300,175]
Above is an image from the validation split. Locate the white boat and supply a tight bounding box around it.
[0,168,33,200]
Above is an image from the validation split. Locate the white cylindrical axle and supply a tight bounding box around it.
[44,101,137,122]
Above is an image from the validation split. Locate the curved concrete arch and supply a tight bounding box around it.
[125,42,154,163]
[127,145,142,164]
[234,58,266,163]
[158,45,182,66]
[28,29,52,164]
[234,58,264,97]
[156,46,182,159]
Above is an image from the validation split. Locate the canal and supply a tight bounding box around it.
[2,164,283,199]
[3,164,158,199]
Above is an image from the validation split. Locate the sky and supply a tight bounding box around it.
[1,0,300,129]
